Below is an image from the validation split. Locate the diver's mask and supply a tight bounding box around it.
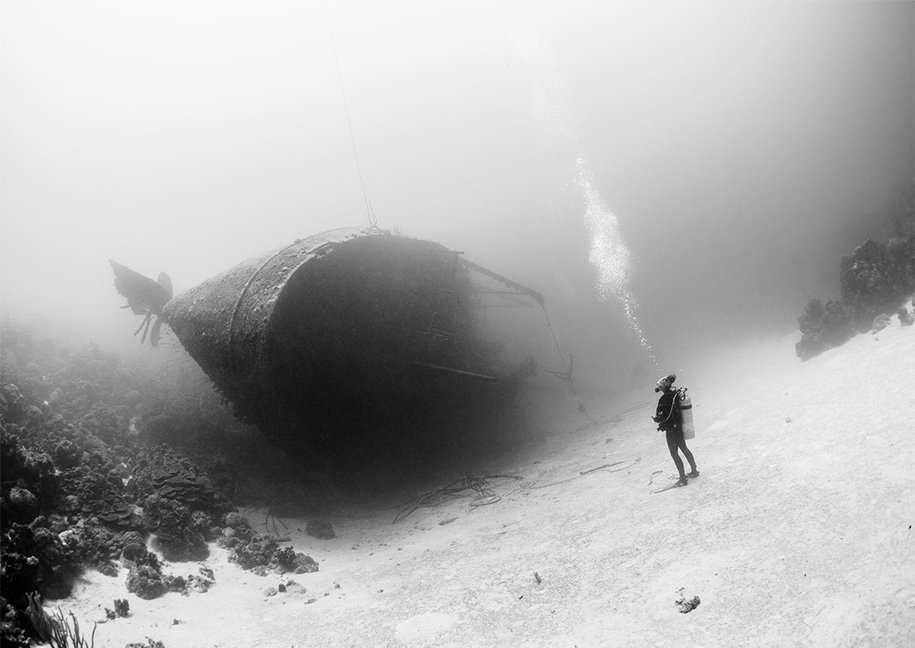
[654,374,676,392]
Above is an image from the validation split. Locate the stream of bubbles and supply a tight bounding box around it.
[517,29,657,365]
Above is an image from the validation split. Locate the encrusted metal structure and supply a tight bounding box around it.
[113,228,545,458]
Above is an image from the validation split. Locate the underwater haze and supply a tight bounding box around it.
[1,0,913,392]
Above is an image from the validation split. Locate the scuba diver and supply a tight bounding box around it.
[652,373,698,487]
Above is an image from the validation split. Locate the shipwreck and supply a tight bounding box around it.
[111,228,560,466]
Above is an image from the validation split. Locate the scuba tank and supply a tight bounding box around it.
[677,389,695,440]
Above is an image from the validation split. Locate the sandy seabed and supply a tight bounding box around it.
[55,322,914,647]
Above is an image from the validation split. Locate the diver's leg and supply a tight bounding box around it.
[678,435,698,475]
[666,428,686,479]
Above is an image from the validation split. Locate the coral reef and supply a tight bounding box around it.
[840,237,915,331]
[126,446,229,561]
[795,299,855,361]
[216,517,319,575]
[797,234,914,360]
[1,322,329,644]
[125,565,168,600]
[0,522,81,610]
[141,494,210,561]
[1,596,31,648]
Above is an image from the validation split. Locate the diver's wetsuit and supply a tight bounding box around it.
[654,388,697,480]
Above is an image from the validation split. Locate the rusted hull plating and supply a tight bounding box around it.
[164,228,502,442]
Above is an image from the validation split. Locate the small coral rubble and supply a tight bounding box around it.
[676,595,701,613]
[104,598,130,620]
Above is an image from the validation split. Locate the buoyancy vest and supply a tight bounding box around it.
[654,389,681,431]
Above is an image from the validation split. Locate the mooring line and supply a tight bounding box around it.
[527,457,641,490]
[324,0,374,226]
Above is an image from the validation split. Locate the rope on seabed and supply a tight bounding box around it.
[392,458,643,521]
[527,457,641,490]
[392,473,522,523]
